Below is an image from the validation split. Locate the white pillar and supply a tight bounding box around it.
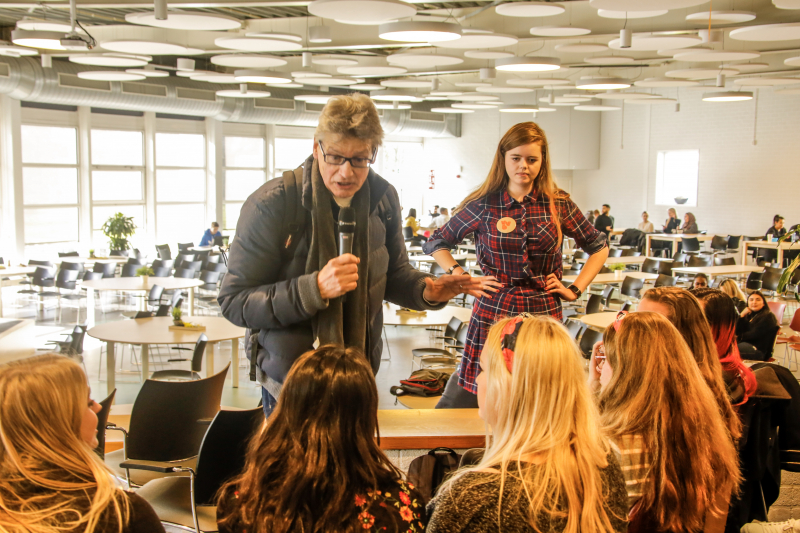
[144,112,157,247]
[77,106,92,246]
[0,95,24,260]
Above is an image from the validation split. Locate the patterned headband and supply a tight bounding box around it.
[500,313,534,372]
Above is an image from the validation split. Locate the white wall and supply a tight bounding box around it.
[571,89,800,236]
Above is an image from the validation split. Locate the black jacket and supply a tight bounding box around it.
[663,217,680,234]
[218,157,444,386]
[737,308,779,357]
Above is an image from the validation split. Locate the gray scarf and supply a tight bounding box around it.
[305,159,370,353]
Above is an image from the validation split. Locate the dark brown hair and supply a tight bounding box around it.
[217,345,401,533]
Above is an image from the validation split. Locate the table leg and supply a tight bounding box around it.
[138,293,147,312]
[106,341,115,396]
[231,338,239,388]
[0,282,4,319]
[86,288,95,328]
[778,246,785,268]
[206,341,215,377]
[141,344,149,382]
[188,287,195,316]
[672,240,679,258]
[742,242,748,266]
[645,235,651,256]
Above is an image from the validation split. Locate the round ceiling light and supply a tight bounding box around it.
[338,65,407,76]
[100,40,197,55]
[69,53,151,67]
[495,2,565,17]
[495,56,560,72]
[430,90,462,96]
[774,87,800,94]
[12,30,69,50]
[590,0,710,9]
[125,11,242,30]
[634,77,700,87]
[464,50,514,59]
[625,97,679,105]
[454,81,492,87]
[666,67,740,79]
[549,102,579,106]
[499,105,539,113]
[575,77,631,90]
[596,9,668,18]
[176,69,211,78]
[335,18,396,25]
[608,34,703,51]
[294,94,333,104]
[370,91,418,101]
[774,0,800,7]
[217,88,272,98]
[732,77,800,86]
[313,55,359,66]
[657,46,710,57]
[685,11,756,24]
[539,96,590,103]
[531,26,591,37]
[269,82,303,88]
[475,86,534,93]
[245,32,303,42]
[292,70,332,78]
[125,68,169,77]
[233,69,293,84]
[452,93,500,101]
[15,18,83,33]
[308,0,416,22]
[575,101,621,111]
[730,23,800,41]
[379,21,462,42]
[211,54,287,68]
[77,71,146,81]
[595,91,657,99]
[374,103,412,109]
[723,62,769,71]
[191,73,240,83]
[452,103,498,109]
[555,43,608,53]
[506,78,570,86]
[536,107,557,112]
[380,78,434,88]
[702,91,753,101]
[431,107,474,113]
[0,43,42,56]
[437,33,518,49]
[354,84,385,90]
[387,53,463,68]
[301,77,359,86]
[673,49,760,62]
[584,55,635,64]
[215,36,302,52]
[786,56,800,66]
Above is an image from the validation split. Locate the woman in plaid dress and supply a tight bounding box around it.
[423,122,609,408]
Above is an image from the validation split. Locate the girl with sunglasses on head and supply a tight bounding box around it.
[589,311,741,533]
[424,122,609,409]
[427,315,628,533]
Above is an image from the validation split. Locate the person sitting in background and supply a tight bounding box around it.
[690,287,758,407]
[766,214,786,241]
[428,315,628,533]
[432,207,451,229]
[199,221,222,246]
[737,291,779,362]
[404,208,422,237]
[719,278,748,313]
[589,312,741,532]
[0,354,165,533]
[217,345,426,533]
[594,204,613,238]
[428,205,440,219]
[637,211,654,233]
[680,212,699,234]
[662,208,680,234]
[586,210,596,224]
[692,272,709,289]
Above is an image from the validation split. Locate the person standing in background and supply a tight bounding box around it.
[200,222,222,246]
[432,207,451,229]
[662,208,680,234]
[587,210,596,225]
[594,204,613,238]
[637,212,654,233]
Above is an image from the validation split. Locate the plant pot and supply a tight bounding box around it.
[142,275,149,286]
[173,319,184,327]
[614,270,623,279]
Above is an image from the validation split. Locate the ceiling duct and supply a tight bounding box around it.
[0,57,457,137]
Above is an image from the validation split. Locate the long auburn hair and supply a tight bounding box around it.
[440,316,622,533]
[456,122,567,244]
[217,345,402,533]
[682,212,697,231]
[598,312,741,533]
[641,287,741,441]
[690,287,758,404]
[0,354,129,533]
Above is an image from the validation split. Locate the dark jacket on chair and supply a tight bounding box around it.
[737,308,779,358]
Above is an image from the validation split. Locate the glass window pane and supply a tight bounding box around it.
[655,150,699,207]
[155,133,205,167]
[21,125,77,165]
[225,137,265,168]
[156,169,205,202]
[224,202,243,231]
[92,170,143,201]
[24,207,79,244]
[226,170,265,201]
[274,138,312,171]
[93,205,145,231]
[22,167,78,205]
[91,130,144,166]
[156,204,205,246]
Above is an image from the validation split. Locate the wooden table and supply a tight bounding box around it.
[574,255,649,266]
[645,234,717,257]
[87,315,246,396]
[383,302,473,327]
[458,244,476,252]
[64,257,129,264]
[563,272,658,284]
[671,265,764,278]
[0,266,37,318]
[0,318,35,364]
[580,311,618,330]
[82,277,204,327]
[741,240,800,266]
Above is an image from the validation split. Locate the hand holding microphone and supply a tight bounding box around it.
[317,207,359,300]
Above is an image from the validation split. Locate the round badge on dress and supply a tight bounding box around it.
[497,217,516,233]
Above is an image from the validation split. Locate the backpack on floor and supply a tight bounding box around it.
[407,447,462,503]
[390,369,450,397]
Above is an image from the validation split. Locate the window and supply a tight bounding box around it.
[378,142,426,218]
[21,125,79,245]
[224,136,266,230]
[655,150,699,207]
[274,138,313,173]
[155,132,206,245]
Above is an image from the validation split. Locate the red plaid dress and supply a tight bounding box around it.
[423,190,606,393]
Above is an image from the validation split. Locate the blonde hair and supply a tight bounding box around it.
[0,355,129,533]
[440,316,621,533]
[314,93,383,150]
[456,122,566,244]
[599,312,740,532]
[719,278,748,302]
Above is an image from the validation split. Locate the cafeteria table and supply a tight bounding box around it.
[741,240,800,267]
[671,265,764,278]
[580,311,618,330]
[0,266,37,317]
[645,234,717,258]
[563,272,658,284]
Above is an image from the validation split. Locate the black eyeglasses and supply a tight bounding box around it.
[318,140,376,169]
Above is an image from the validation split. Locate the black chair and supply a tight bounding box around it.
[58,251,80,257]
[152,334,208,381]
[133,407,264,533]
[641,258,661,274]
[608,248,623,258]
[193,250,211,263]
[746,271,763,292]
[45,325,87,362]
[175,254,196,268]
[126,258,144,266]
[121,264,140,277]
[577,293,604,315]
[155,304,171,317]
[109,250,129,257]
[430,263,446,276]
[174,268,196,279]
[181,260,203,274]
[578,329,603,359]
[17,266,56,299]
[657,260,675,276]
[200,255,221,271]
[61,261,85,274]
[402,227,414,240]
[95,388,116,459]
[620,301,632,312]
[687,255,712,268]
[156,244,172,260]
[654,274,676,288]
[152,266,171,277]
[681,237,701,254]
[413,317,463,366]
[727,235,742,254]
[204,262,227,274]
[104,364,230,488]
[82,271,103,281]
[412,323,468,369]
[152,259,174,271]
[598,285,615,306]
[708,235,728,253]
[572,250,589,261]
[93,262,116,279]
[673,252,688,264]
[762,267,785,295]
[146,285,164,308]
[608,276,644,307]
[598,266,612,274]
[564,318,585,340]
[715,257,737,266]
[178,242,195,252]
[619,249,641,257]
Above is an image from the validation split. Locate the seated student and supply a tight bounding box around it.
[637,211,654,233]
[662,208,680,234]
[199,221,222,246]
[0,354,165,533]
[217,345,426,533]
[737,291,779,362]
[638,287,741,440]
[690,287,758,407]
[766,214,786,241]
[680,212,699,234]
[432,207,451,229]
[427,315,628,533]
[692,272,709,289]
[718,278,748,313]
[589,312,741,532]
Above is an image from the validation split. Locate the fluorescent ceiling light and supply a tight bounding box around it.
[16,18,86,33]
[125,11,242,30]
[495,56,560,72]
[12,30,68,50]
[308,0,416,23]
[702,91,754,101]
[379,21,462,42]
[499,105,539,113]
[495,2,565,17]
[233,69,293,84]
[371,91,418,101]
[576,77,631,90]
[685,10,756,24]
[77,70,146,81]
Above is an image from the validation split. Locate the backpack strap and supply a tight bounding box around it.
[281,166,306,261]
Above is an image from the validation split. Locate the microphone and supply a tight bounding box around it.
[338,207,356,256]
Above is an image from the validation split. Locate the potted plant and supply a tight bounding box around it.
[136,266,155,286]
[172,306,184,327]
[89,249,95,259]
[608,263,626,279]
[101,213,136,257]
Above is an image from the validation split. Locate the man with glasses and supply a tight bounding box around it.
[219,94,490,414]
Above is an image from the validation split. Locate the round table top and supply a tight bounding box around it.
[0,266,37,276]
[580,311,618,329]
[65,256,130,263]
[82,276,204,292]
[88,316,245,344]
[563,272,658,284]
[383,303,473,327]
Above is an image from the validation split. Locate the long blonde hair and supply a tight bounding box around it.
[0,354,129,533]
[719,278,747,302]
[599,312,741,533]
[457,122,566,244]
[440,316,622,533]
